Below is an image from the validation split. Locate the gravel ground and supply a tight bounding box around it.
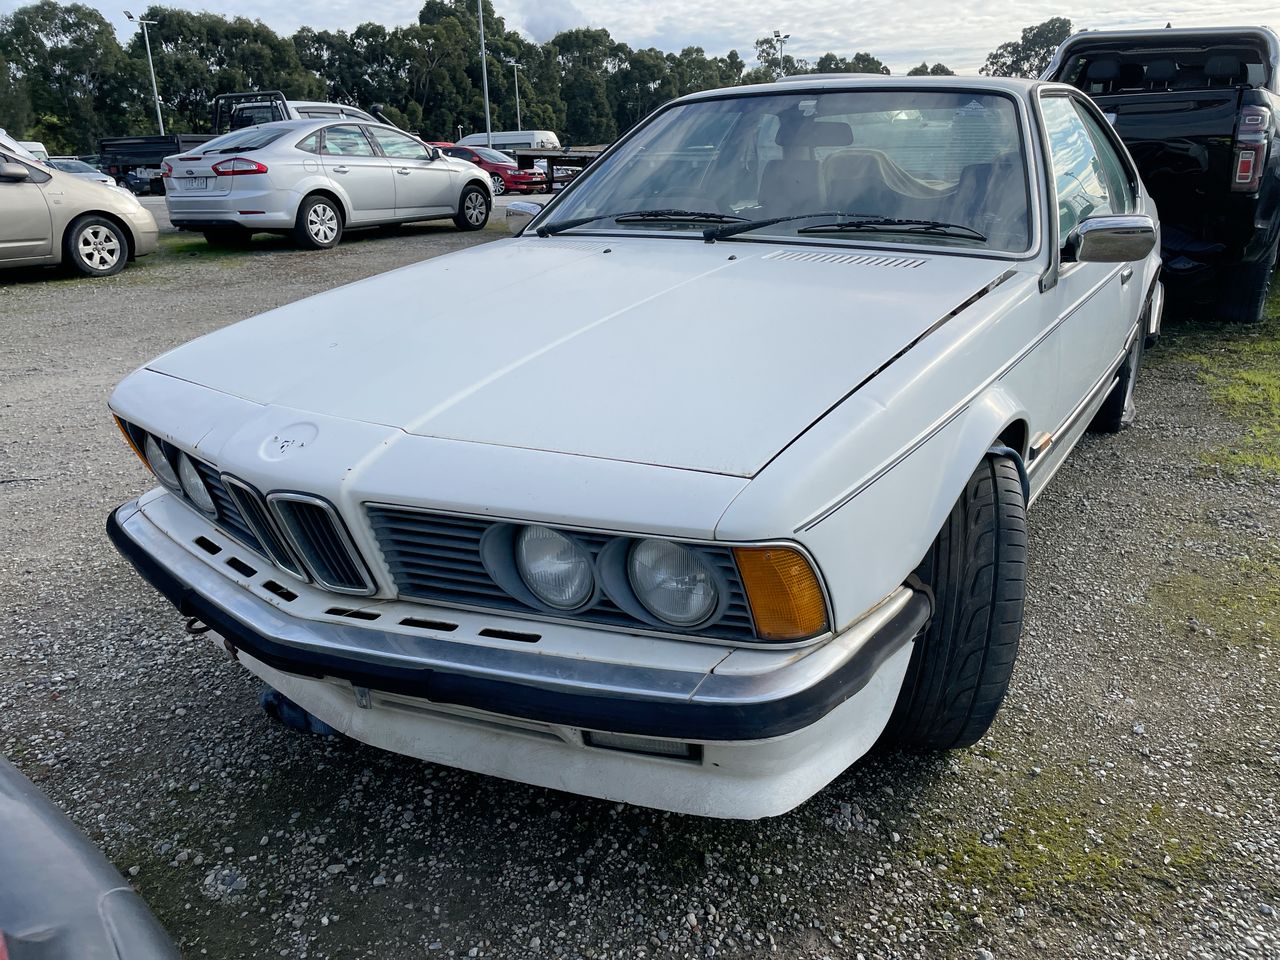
[1,221,1277,960]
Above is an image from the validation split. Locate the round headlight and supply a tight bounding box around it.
[515,526,594,610]
[628,539,718,627]
[143,434,180,490]
[177,452,217,517]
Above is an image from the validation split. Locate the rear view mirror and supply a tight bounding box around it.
[0,162,31,182]
[506,200,544,235]
[1066,214,1156,263]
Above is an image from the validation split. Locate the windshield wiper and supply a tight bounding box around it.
[798,217,987,242]
[537,208,745,237]
[703,211,839,241]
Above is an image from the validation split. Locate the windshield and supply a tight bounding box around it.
[473,147,515,164]
[53,159,96,173]
[542,89,1031,252]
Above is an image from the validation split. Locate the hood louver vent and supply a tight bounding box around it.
[762,250,927,269]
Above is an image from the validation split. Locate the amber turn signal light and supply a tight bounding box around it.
[114,416,146,465]
[733,546,829,641]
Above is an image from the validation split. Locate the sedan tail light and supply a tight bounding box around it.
[1231,105,1271,194]
[212,157,269,176]
[161,161,172,178]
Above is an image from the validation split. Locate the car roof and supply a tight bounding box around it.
[675,74,1042,105]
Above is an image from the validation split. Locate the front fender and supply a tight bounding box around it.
[718,383,1029,633]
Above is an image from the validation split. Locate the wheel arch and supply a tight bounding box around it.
[464,176,493,200]
[62,210,137,263]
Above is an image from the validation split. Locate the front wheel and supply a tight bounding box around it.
[454,185,491,232]
[65,215,128,277]
[490,174,506,196]
[293,195,343,250]
[880,455,1028,750]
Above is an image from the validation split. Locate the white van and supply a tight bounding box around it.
[456,130,561,152]
[18,141,49,162]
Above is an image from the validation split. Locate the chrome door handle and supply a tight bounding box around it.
[396,168,411,175]
[1120,267,1134,285]
[332,166,349,174]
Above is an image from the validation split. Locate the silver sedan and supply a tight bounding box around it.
[163,119,494,249]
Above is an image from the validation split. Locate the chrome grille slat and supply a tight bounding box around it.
[221,478,306,579]
[190,460,262,553]
[366,505,758,641]
[270,496,372,595]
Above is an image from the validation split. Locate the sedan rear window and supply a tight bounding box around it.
[201,127,289,154]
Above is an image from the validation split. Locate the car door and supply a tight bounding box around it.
[1036,93,1129,447]
[365,126,456,218]
[319,124,395,223]
[0,153,53,262]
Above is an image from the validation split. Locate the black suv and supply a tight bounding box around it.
[1044,26,1280,323]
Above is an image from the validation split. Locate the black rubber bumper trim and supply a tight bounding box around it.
[108,508,931,741]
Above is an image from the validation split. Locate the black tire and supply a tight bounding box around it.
[202,228,251,249]
[64,215,129,277]
[1217,236,1278,325]
[454,184,491,231]
[1089,327,1145,434]
[293,194,343,249]
[881,456,1027,750]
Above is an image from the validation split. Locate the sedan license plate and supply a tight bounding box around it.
[185,177,207,190]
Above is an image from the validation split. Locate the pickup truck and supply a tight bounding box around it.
[1044,26,1280,323]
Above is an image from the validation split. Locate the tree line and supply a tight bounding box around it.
[0,1,1070,156]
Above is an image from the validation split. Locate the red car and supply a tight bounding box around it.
[442,145,547,195]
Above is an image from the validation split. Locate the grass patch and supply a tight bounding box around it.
[914,773,1219,921]
[1149,553,1280,647]
[1162,275,1280,474]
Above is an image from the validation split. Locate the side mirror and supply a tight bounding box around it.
[1065,214,1156,263]
[506,200,544,235]
[0,162,31,182]
[427,146,442,161]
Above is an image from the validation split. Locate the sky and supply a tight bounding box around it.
[5,0,1276,74]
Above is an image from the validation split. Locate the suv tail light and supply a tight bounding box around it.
[1232,105,1271,193]
[212,157,268,176]
[161,161,173,178]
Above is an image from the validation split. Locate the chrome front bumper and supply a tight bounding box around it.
[108,498,930,742]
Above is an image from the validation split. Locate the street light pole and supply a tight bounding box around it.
[511,62,521,131]
[126,10,164,136]
[476,0,492,147]
[773,29,791,79]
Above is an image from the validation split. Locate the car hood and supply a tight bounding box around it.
[147,237,1012,477]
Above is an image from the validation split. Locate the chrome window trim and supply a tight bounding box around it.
[267,492,376,596]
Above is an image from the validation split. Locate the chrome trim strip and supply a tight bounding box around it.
[267,492,376,597]
[115,503,915,710]
[362,500,837,650]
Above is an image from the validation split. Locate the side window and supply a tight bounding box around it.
[1040,95,1115,247]
[321,125,376,158]
[1074,102,1135,212]
[367,127,431,161]
[0,150,50,182]
[297,133,322,154]
[444,147,472,160]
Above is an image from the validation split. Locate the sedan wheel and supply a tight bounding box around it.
[293,195,344,250]
[490,174,506,196]
[453,185,491,232]
[64,215,128,277]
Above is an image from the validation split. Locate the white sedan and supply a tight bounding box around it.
[108,77,1162,819]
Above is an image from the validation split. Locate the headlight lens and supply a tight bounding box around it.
[516,525,594,610]
[177,453,217,517]
[143,434,180,490]
[628,539,718,626]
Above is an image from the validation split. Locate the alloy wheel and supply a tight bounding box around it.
[465,192,488,226]
[490,175,506,196]
[77,224,121,272]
